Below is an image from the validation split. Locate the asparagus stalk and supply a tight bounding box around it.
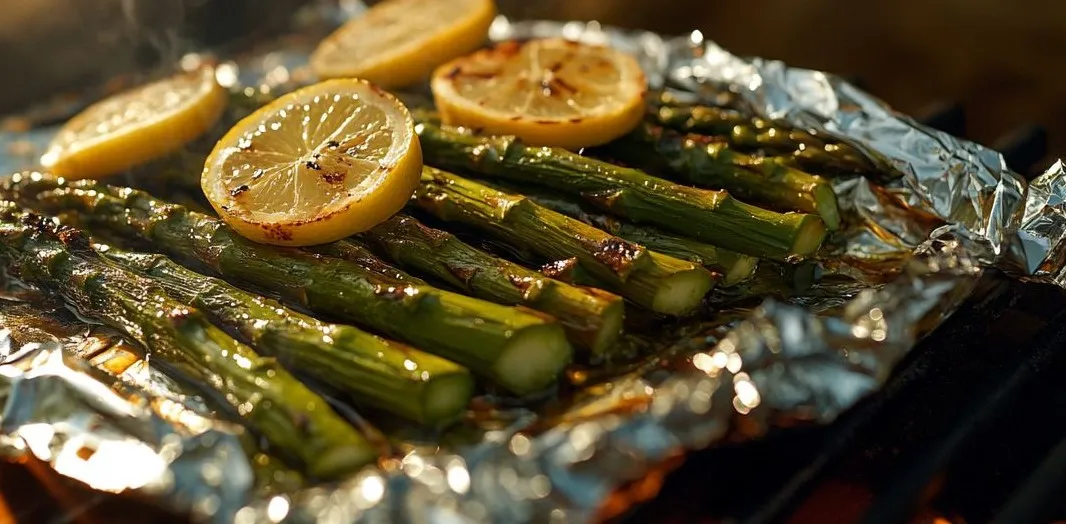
[412,168,717,316]
[493,183,758,286]
[0,213,374,479]
[414,120,826,261]
[6,173,572,395]
[307,237,426,284]
[606,122,841,230]
[101,247,474,425]
[651,104,876,176]
[342,214,626,355]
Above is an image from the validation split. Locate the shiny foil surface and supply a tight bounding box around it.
[2,5,1066,524]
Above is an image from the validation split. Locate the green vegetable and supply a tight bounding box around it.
[651,103,877,177]
[339,214,625,356]
[496,182,758,286]
[413,168,717,316]
[414,120,826,261]
[0,212,374,479]
[103,247,474,425]
[606,122,841,230]
[5,173,573,395]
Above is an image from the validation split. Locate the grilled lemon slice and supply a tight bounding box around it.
[40,66,227,179]
[310,0,496,89]
[430,38,648,150]
[201,79,422,246]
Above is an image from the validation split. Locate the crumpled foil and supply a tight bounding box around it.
[0,301,253,523]
[2,7,1066,524]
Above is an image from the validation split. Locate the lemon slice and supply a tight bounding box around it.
[431,38,648,150]
[310,0,496,88]
[202,79,422,247]
[40,66,227,179]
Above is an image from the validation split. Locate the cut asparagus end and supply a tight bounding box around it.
[308,441,379,480]
[588,298,625,357]
[651,268,717,316]
[789,215,828,258]
[421,372,476,426]
[813,184,841,231]
[722,255,759,287]
[492,324,573,395]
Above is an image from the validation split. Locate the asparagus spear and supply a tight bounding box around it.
[101,247,474,425]
[605,122,841,230]
[0,213,374,479]
[412,168,717,316]
[341,214,626,355]
[492,183,758,286]
[307,237,426,284]
[414,120,826,261]
[651,104,876,176]
[5,173,573,395]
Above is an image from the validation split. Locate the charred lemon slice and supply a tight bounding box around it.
[310,0,496,89]
[430,38,647,150]
[40,66,227,179]
[201,79,422,246]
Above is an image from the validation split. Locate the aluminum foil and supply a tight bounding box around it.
[2,7,1066,524]
[0,300,254,522]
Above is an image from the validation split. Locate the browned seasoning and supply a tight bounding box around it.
[321,172,345,184]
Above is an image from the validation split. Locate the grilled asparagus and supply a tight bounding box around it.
[606,122,841,230]
[414,120,826,261]
[412,168,717,316]
[0,212,374,479]
[102,247,474,425]
[345,214,626,355]
[5,173,573,395]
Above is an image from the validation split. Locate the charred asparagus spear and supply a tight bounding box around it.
[0,213,374,479]
[101,248,474,425]
[606,122,841,230]
[412,168,717,316]
[5,173,572,395]
[337,214,626,356]
[306,237,426,284]
[414,120,826,261]
[651,104,876,176]
[492,183,758,285]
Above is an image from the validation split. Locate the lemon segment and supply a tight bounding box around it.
[430,38,648,150]
[40,66,227,179]
[201,79,422,247]
[311,0,496,89]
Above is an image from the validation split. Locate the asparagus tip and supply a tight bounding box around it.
[651,268,717,316]
[492,324,572,395]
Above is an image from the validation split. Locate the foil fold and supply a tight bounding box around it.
[2,9,1066,524]
[0,303,253,522]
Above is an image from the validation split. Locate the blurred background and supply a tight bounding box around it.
[2,0,1065,159]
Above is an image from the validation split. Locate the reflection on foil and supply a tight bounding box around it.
[0,302,253,522]
[1,7,1066,524]
[1020,160,1066,283]
[233,224,983,524]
